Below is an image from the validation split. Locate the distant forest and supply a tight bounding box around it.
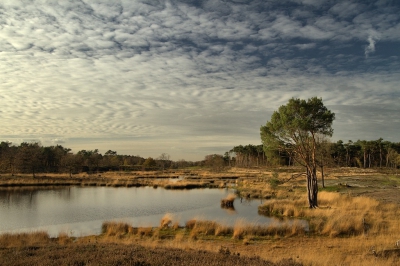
[225,139,400,170]
[0,138,399,177]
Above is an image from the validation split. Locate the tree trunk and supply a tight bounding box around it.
[363,150,367,168]
[321,165,325,188]
[368,153,371,168]
[306,167,318,208]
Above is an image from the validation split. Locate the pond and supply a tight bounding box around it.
[0,186,294,237]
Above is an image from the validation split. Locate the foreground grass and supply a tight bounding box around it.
[0,242,302,266]
[0,233,301,266]
[1,217,398,266]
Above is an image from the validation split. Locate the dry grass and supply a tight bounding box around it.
[0,231,51,247]
[101,221,132,237]
[182,218,306,241]
[232,219,306,240]
[221,193,236,208]
[136,227,153,237]
[1,168,399,266]
[1,215,398,266]
[57,232,73,245]
[189,220,219,238]
[185,219,197,229]
[258,191,400,239]
[0,241,293,266]
[160,213,173,228]
[163,180,210,189]
[215,223,233,236]
[224,193,237,201]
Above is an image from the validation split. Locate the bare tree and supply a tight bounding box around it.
[157,153,171,171]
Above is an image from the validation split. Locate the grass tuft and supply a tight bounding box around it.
[101,221,132,237]
[160,213,173,228]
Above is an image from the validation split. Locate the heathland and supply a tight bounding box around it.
[0,167,399,265]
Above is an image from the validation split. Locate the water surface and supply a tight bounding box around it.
[0,186,279,237]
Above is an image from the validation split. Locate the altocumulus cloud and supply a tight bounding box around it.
[0,0,399,160]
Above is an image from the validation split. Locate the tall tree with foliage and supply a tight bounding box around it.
[260,97,335,208]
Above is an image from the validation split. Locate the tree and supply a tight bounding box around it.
[62,153,82,177]
[315,136,333,188]
[77,149,101,173]
[0,141,17,175]
[157,153,171,171]
[142,157,157,169]
[15,142,44,178]
[260,97,335,208]
[204,154,225,172]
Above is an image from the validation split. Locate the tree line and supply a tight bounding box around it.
[225,139,400,169]
[2,137,398,178]
[0,142,202,177]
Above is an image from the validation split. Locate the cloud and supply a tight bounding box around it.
[0,0,399,160]
[365,35,378,58]
[51,138,66,144]
[294,43,316,50]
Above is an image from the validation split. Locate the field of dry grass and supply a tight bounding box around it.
[0,167,399,265]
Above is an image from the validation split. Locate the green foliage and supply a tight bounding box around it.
[260,97,335,162]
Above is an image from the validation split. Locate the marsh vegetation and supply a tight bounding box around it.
[0,167,399,265]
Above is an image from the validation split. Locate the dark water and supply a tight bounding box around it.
[0,186,288,237]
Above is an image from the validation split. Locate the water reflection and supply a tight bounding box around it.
[0,186,305,237]
[0,187,72,209]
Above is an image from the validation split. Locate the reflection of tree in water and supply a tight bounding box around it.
[221,205,237,214]
[0,187,71,208]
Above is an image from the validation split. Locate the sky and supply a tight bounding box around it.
[1,0,399,161]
